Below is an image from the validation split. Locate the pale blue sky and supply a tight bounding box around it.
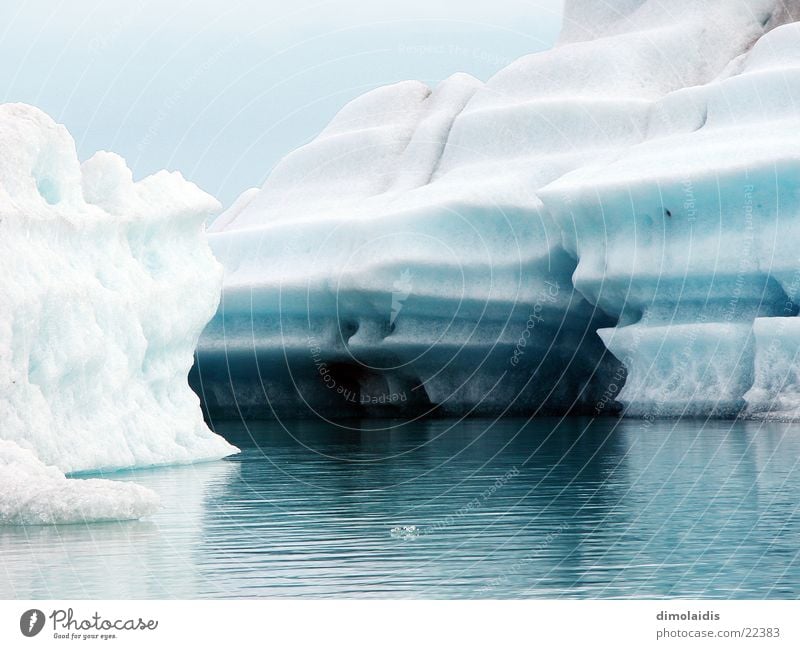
[0,0,563,205]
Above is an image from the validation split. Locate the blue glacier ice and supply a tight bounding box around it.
[197,0,800,421]
[0,440,160,525]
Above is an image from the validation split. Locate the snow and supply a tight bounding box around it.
[198,0,800,420]
[0,104,237,524]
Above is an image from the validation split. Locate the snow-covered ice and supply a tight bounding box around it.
[0,104,237,523]
[198,0,800,420]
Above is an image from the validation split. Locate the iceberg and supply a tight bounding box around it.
[0,104,237,523]
[540,18,800,417]
[197,0,800,420]
[0,440,159,525]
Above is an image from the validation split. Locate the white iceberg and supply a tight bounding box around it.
[0,104,237,523]
[198,0,800,420]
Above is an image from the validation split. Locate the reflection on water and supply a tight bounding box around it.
[1,461,239,599]
[2,417,799,598]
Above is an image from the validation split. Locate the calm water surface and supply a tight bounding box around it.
[2,417,799,598]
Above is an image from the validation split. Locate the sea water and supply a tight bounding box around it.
[2,417,798,598]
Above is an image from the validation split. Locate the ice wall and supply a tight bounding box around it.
[0,104,237,523]
[198,73,620,419]
[199,0,800,420]
[540,19,800,417]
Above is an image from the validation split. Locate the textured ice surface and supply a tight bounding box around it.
[541,19,800,417]
[0,104,236,523]
[745,317,800,419]
[0,440,159,525]
[198,0,800,420]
